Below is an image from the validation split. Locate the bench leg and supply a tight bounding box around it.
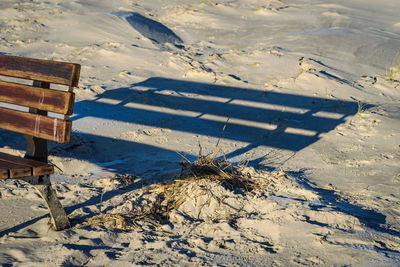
[22,175,71,231]
[34,184,71,231]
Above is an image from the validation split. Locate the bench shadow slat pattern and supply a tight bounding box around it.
[73,77,358,163]
[66,77,396,241]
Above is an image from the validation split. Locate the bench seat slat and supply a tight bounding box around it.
[0,168,9,179]
[0,55,81,87]
[0,152,54,177]
[0,55,78,231]
[0,159,32,178]
[0,81,75,115]
[0,107,72,143]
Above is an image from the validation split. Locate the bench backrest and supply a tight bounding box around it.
[0,55,81,144]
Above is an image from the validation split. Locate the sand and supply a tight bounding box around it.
[0,0,399,265]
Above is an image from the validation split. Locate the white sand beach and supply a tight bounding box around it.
[0,0,399,265]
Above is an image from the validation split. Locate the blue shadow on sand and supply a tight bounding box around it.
[3,78,397,242]
[71,77,358,164]
[113,11,183,48]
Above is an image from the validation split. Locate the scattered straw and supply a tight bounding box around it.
[76,119,273,231]
[148,152,267,222]
[76,154,270,231]
[109,174,139,186]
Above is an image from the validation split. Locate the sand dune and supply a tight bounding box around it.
[0,0,399,265]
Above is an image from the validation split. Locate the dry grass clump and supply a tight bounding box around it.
[76,154,269,231]
[77,120,271,231]
[150,154,264,220]
[109,174,139,186]
[79,209,161,232]
[149,118,264,220]
[387,52,400,83]
[181,155,259,191]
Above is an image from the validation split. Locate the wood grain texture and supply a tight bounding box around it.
[0,152,54,177]
[0,55,81,86]
[0,160,31,178]
[0,168,9,179]
[0,81,75,115]
[0,107,72,143]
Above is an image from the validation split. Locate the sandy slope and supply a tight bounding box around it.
[0,0,399,266]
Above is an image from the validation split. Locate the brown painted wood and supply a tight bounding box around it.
[0,55,76,230]
[0,168,9,179]
[0,55,81,87]
[0,159,31,178]
[0,81,75,115]
[0,107,72,143]
[0,152,54,177]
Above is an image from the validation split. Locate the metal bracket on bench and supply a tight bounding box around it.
[22,175,71,231]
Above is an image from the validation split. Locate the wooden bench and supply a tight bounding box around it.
[0,55,80,230]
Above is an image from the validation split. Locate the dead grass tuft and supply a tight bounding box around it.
[76,119,272,231]
[77,155,271,231]
[109,174,139,186]
[387,52,400,86]
[149,150,268,221]
[77,200,163,232]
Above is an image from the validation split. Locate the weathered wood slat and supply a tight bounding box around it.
[0,81,75,115]
[0,159,31,178]
[0,107,72,143]
[0,168,9,179]
[0,55,77,231]
[0,55,81,87]
[0,152,54,176]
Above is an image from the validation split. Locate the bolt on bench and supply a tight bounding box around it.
[0,55,80,230]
